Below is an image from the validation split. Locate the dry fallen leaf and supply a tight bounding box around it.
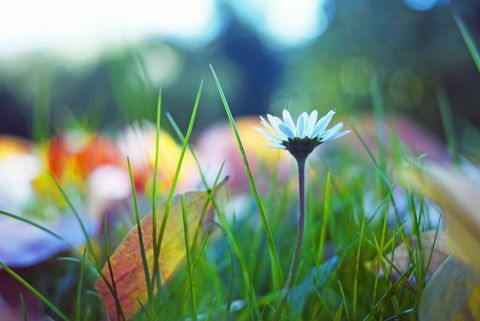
[419,257,480,321]
[400,164,480,270]
[400,164,480,321]
[95,190,216,321]
[374,231,448,284]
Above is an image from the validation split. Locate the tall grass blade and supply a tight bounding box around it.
[127,158,153,317]
[154,80,203,294]
[0,262,70,321]
[19,294,29,321]
[437,88,459,164]
[0,210,66,244]
[47,173,98,265]
[152,89,163,292]
[317,171,331,263]
[75,248,87,321]
[210,65,282,289]
[454,13,480,74]
[181,194,198,321]
[103,211,126,321]
[353,215,366,318]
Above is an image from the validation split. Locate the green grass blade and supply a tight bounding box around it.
[371,76,386,166]
[317,171,331,263]
[181,194,198,321]
[362,265,415,321]
[154,80,203,293]
[75,248,87,321]
[152,89,163,292]
[353,215,366,318]
[437,88,459,164]
[0,262,70,321]
[47,172,127,320]
[210,65,282,290]
[0,210,67,244]
[127,158,153,316]
[338,281,351,321]
[454,13,480,74]
[47,173,98,265]
[349,123,410,252]
[0,210,123,315]
[165,112,225,245]
[57,257,100,279]
[103,213,126,321]
[19,294,29,321]
[166,112,209,188]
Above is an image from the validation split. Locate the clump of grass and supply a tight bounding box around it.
[1,13,479,320]
[0,75,442,321]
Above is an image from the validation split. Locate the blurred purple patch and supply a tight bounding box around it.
[0,270,43,321]
[0,213,96,268]
[196,117,293,193]
[344,115,450,164]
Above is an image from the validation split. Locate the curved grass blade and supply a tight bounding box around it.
[0,262,70,321]
[152,89,163,292]
[210,65,282,290]
[181,194,198,321]
[154,80,203,288]
[47,172,98,265]
[75,248,87,321]
[454,13,480,74]
[0,210,65,244]
[19,294,29,321]
[166,102,259,319]
[47,172,126,319]
[127,158,153,316]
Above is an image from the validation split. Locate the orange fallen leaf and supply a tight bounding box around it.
[95,190,216,321]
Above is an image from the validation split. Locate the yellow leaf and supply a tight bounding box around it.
[400,164,480,270]
[420,257,480,321]
[94,190,216,321]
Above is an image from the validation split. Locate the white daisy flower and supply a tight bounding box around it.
[255,109,350,159]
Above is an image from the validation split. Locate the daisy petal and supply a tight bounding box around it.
[266,145,286,150]
[297,112,308,138]
[278,123,296,139]
[324,130,351,142]
[305,110,318,137]
[311,110,335,138]
[267,114,283,133]
[322,122,344,141]
[259,116,283,139]
[253,127,284,144]
[282,109,297,136]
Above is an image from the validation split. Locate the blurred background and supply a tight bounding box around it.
[0,0,479,141]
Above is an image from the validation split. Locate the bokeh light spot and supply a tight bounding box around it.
[389,70,424,109]
[340,57,375,96]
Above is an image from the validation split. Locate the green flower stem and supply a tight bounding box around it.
[274,156,306,320]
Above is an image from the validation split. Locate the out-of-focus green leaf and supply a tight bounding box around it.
[420,256,480,321]
[400,164,480,270]
[288,256,340,316]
